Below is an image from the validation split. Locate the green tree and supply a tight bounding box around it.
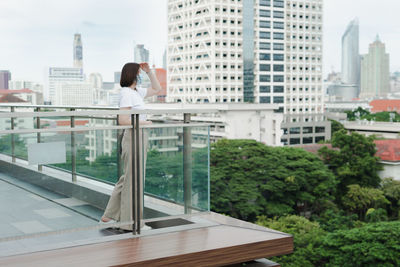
[318,221,400,267]
[329,119,344,137]
[318,129,382,200]
[257,215,326,267]
[211,139,337,221]
[381,178,400,219]
[345,107,370,121]
[342,184,389,220]
[313,209,359,232]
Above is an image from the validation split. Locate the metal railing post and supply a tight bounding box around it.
[183,113,192,214]
[10,107,15,163]
[117,115,122,178]
[71,108,76,182]
[36,107,42,171]
[131,114,141,235]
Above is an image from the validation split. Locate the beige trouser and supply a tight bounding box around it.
[103,129,148,230]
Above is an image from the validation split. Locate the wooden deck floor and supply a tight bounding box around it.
[0,214,293,267]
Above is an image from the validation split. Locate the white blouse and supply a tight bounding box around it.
[119,86,148,121]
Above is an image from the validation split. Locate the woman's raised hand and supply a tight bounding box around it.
[139,62,150,73]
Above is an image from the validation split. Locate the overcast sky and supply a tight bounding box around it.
[0,0,399,83]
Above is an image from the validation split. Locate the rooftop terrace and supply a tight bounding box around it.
[0,104,293,266]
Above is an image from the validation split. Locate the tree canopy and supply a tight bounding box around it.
[318,129,382,199]
[210,139,337,221]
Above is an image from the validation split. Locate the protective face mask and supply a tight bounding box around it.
[137,74,143,85]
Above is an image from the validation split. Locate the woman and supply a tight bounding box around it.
[100,62,161,230]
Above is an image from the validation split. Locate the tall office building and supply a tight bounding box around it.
[360,35,390,99]
[44,67,84,104]
[0,70,11,89]
[167,0,329,145]
[73,33,83,68]
[134,44,150,63]
[341,18,360,97]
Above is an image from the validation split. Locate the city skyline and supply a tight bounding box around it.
[0,0,399,83]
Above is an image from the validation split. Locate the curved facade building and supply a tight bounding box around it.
[341,18,360,96]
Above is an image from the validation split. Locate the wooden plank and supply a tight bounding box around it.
[0,225,293,267]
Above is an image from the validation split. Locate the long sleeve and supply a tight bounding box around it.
[147,70,162,93]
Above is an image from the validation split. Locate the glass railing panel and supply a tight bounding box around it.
[142,125,210,220]
[0,126,133,242]
[190,126,210,211]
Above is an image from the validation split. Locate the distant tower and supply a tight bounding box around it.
[360,35,390,99]
[134,44,149,63]
[0,70,11,89]
[341,18,360,96]
[73,33,83,68]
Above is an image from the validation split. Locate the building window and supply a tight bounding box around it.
[273,43,284,50]
[303,137,313,144]
[260,10,271,17]
[260,42,271,50]
[273,96,284,103]
[273,21,284,29]
[273,32,284,40]
[273,64,284,71]
[273,0,284,8]
[281,138,288,145]
[260,86,270,92]
[290,138,301,145]
[260,75,271,82]
[283,128,288,134]
[260,0,271,6]
[273,75,284,82]
[273,85,284,92]
[315,127,325,133]
[290,127,300,134]
[273,10,284,18]
[273,54,284,61]
[260,53,271,60]
[303,127,313,134]
[260,21,271,28]
[260,31,271,39]
[260,96,271,103]
[315,136,325,143]
[260,64,271,71]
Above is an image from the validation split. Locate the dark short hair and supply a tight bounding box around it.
[120,63,140,87]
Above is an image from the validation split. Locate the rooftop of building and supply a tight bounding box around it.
[0,94,26,103]
[0,89,33,94]
[370,99,400,113]
[300,140,400,163]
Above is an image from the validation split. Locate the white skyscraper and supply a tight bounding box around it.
[167,0,329,145]
[360,35,390,99]
[44,67,84,105]
[73,33,83,68]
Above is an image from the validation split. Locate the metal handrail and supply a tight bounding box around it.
[0,109,217,118]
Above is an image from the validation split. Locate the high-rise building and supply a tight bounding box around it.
[0,70,11,89]
[360,35,390,99]
[134,44,149,63]
[55,82,94,106]
[73,33,83,68]
[167,0,329,145]
[341,18,360,96]
[89,73,103,89]
[44,67,84,105]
